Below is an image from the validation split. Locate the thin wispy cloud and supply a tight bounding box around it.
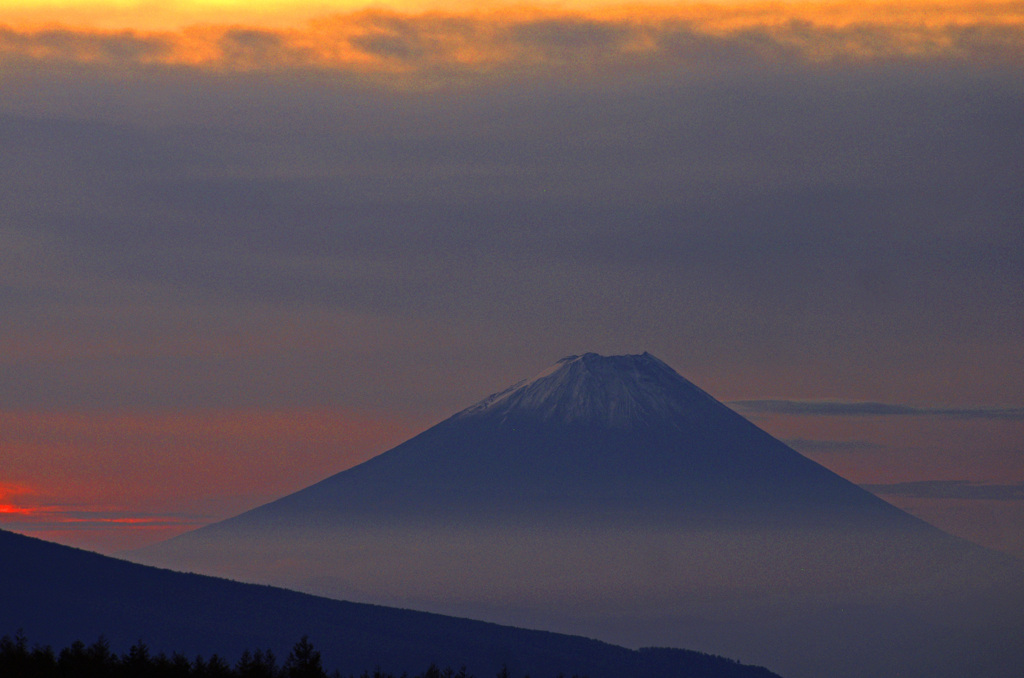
[0,511,210,530]
[0,484,208,530]
[862,480,1024,501]
[732,400,1024,420]
[784,438,885,452]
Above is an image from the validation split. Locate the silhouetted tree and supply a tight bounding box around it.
[149,651,178,678]
[88,636,118,674]
[206,654,234,678]
[283,637,326,678]
[34,645,59,678]
[123,640,153,678]
[169,652,193,678]
[0,630,30,675]
[58,639,89,677]
[237,648,279,678]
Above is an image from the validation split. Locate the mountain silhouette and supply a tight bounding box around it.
[185,352,918,526]
[0,528,781,678]
[130,352,1024,678]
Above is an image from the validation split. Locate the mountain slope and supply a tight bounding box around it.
[130,353,1024,678]
[0,528,780,678]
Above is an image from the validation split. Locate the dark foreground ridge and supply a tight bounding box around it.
[0,529,782,678]
[0,633,777,678]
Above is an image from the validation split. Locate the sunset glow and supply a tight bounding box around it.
[2,1,1021,74]
[1,0,1021,562]
[0,408,423,551]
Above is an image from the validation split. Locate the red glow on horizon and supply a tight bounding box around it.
[0,406,425,552]
[0,504,36,515]
[0,482,42,516]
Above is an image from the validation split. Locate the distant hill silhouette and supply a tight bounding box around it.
[130,353,1024,678]
[0,529,780,678]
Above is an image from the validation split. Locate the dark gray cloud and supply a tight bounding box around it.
[217,29,318,69]
[0,40,1022,415]
[734,401,1024,420]
[346,12,482,62]
[0,26,171,63]
[505,17,637,62]
[862,481,1024,501]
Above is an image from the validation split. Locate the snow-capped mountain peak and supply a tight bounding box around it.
[455,352,727,428]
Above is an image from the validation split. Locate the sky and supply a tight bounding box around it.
[1,0,1022,557]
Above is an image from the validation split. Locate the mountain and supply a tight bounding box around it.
[129,352,1024,678]
[170,353,917,526]
[0,528,781,678]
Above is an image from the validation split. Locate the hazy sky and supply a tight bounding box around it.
[1,0,1022,556]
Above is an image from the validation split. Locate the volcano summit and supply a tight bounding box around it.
[131,353,1024,678]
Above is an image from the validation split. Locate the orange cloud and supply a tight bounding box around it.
[1,3,1021,75]
[6,2,1023,29]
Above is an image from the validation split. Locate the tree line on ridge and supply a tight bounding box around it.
[0,632,587,678]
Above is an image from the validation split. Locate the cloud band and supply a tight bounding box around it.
[731,400,1024,420]
[862,480,1024,501]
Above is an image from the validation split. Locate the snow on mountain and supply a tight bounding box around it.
[455,352,728,428]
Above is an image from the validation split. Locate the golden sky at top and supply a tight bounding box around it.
[5,0,1024,30]
[1,0,1022,70]
[0,0,1018,75]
